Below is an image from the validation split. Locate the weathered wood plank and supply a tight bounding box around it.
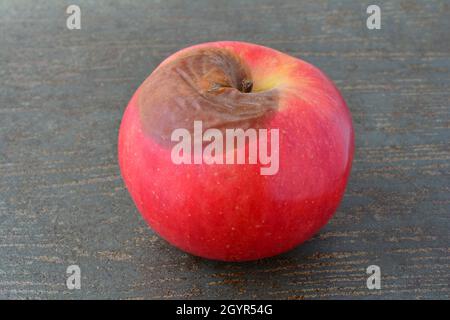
[0,0,448,299]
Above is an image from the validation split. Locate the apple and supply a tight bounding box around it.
[118,41,354,261]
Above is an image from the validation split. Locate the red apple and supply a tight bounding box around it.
[118,41,354,261]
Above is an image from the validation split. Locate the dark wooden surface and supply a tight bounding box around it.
[0,0,449,299]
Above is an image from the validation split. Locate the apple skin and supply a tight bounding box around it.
[118,41,354,261]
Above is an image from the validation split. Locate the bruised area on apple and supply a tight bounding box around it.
[118,41,354,261]
[138,47,279,144]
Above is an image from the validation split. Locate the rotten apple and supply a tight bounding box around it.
[118,41,354,261]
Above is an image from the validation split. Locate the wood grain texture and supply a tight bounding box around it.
[0,0,448,299]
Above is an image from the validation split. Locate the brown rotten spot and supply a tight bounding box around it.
[138,48,279,143]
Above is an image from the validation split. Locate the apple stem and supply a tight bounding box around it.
[241,79,253,93]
